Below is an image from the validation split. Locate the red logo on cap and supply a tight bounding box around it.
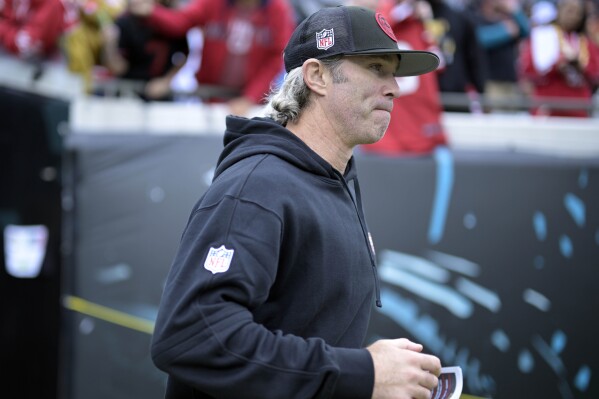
[375,13,397,42]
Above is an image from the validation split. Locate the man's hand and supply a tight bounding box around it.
[128,0,155,17]
[367,338,441,399]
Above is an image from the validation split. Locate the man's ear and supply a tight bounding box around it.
[302,58,329,96]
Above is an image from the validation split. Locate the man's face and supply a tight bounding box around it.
[323,54,400,148]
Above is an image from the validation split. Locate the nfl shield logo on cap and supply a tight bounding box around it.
[316,29,335,50]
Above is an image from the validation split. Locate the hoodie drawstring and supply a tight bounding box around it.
[340,172,383,308]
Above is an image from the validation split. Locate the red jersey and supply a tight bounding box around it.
[361,0,447,156]
[519,24,599,117]
[149,0,295,104]
[0,0,66,58]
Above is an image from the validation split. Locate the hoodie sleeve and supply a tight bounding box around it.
[151,195,374,399]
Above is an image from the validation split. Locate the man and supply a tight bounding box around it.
[61,0,126,93]
[100,0,189,101]
[129,0,295,115]
[519,0,599,117]
[151,6,442,399]
[468,0,530,111]
[425,0,488,111]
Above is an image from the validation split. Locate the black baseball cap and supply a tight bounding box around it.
[283,6,440,77]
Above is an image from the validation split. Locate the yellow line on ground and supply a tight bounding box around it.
[63,295,155,335]
[461,395,489,399]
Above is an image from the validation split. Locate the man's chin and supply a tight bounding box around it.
[367,123,389,144]
[360,131,386,146]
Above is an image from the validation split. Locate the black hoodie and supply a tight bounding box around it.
[151,116,381,399]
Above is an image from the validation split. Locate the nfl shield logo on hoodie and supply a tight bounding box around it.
[204,245,235,274]
[316,29,334,50]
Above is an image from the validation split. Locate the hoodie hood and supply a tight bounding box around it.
[215,116,356,181]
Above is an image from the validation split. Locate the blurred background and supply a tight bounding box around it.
[1,0,598,398]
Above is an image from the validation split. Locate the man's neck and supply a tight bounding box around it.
[286,107,352,174]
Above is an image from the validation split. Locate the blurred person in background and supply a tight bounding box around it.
[129,0,295,116]
[426,0,488,112]
[519,0,599,116]
[288,0,344,23]
[62,0,126,92]
[468,0,530,111]
[586,0,599,45]
[360,0,448,156]
[346,0,379,9]
[0,0,66,60]
[516,0,556,96]
[101,0,189,101]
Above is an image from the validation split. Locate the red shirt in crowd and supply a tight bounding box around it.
[0,0,66,58]
[519,24,599,117]
[148,0,295,104]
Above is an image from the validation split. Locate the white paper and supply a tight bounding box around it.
[431,366,463,399]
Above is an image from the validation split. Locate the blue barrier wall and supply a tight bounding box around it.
[357,149,599,398]
[61,133,599,399]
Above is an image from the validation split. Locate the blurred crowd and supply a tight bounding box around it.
[1,0,599,153]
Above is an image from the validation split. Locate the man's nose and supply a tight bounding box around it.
[385,76,401,99]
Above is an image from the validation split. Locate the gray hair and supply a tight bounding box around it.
[264,57,346,126]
